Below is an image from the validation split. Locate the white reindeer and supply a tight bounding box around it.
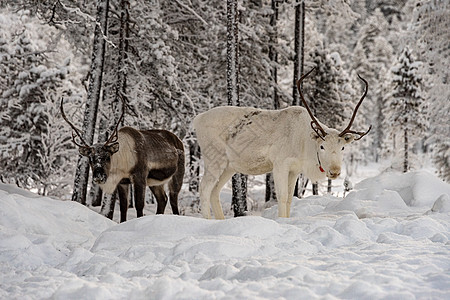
[193,68,371,219]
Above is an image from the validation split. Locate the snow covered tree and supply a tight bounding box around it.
[352,8,394,162]
[0,11,78,195]
[306,48,347,130]
[385,47,427,173]
[408,0,450,181]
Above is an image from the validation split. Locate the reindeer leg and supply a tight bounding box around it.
[168,167,184,215]
[168,191,179,215]
[199,168,215,219]
[199,154,231,219]
[287,172,299,218]
[273,168,289,218]
[133,178,146,218]
[117,184,129,223]
[210,168,235,220]
[150,185,168,214]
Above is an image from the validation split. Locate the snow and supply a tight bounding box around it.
[1,171,450,299]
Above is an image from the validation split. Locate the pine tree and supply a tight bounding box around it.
[0,16,73,194]
[408,0,450,181]
[307,47,346,128]
[386,47,427,172]
[352,8,393,162]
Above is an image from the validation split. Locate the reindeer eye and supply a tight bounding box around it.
[320,145,324,150]
[342,147,345,151]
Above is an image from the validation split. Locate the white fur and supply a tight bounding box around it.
[99,133,137,194]
[193,106,354,219]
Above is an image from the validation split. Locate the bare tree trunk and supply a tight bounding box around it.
[404,128,408,173]
[189,140,200,193]
[265,173,276,202]
[292,0,305,197]
[269,0,279,110]
[266,0,279,203]
[115,0,129,103]
[227,0,247,217]
[100,191,117,220]
[292,0,305,106]
[312,182,318,195]
[300,177,308,197]
[92,0,129,210]
[72,0,109,204]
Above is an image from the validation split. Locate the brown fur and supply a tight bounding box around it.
[93,127,185,222]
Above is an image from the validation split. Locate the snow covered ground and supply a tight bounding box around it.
[1,170,449,299]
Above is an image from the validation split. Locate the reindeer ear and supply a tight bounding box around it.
[79,147,92,157]
[342,133,355,144]
[106,142,120,154]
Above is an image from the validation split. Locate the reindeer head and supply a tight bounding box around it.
[297,68,371,180]
[60,98,124,185]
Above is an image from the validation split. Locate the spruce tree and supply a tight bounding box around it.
[352,8,393,162]
[386,47,427,172]
[409,0,449,181]
[0,24,71,193]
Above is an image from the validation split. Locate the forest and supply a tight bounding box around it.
[0,0,448,215]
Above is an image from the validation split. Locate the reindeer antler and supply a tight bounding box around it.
[339,74,372,140]
[60,98,91,149]
[103,93,126,146]
[296,67,327,141]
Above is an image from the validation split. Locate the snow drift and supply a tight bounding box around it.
[0,171,449,299]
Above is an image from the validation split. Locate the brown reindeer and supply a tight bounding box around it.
[61,99,185,222]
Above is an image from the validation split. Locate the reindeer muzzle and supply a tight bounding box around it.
[93,167,107,184]
[327,167,341,180]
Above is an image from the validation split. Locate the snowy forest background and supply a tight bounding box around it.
[0,0,448,211]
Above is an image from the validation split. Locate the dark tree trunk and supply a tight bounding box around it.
[189,141,200,193]
[265,173,276,203]
[102,0,131,216]
[292,0,305,197]
[292,0,305,106]
[266,0,279,203]
[269,0,279,110]
[312,182,318,195]
[300,177,309,197]
[92,0,129,210]
[100,192,117,220]
[227,0,247,217]
[72,0,109,204]
[404,128,408,173]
